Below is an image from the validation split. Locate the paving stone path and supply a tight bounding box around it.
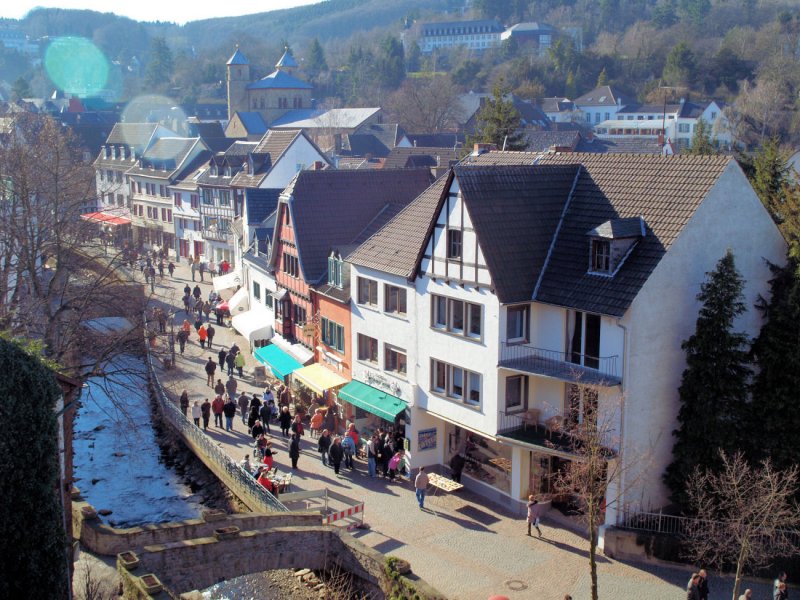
[140,257,775,600]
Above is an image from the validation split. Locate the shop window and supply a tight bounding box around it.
[384,345,407,376]
[357,334,378,364]
[506,304,528,343]
[384,285,407,315]
[357,277,378,307]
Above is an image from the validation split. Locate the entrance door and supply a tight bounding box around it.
[193,241,204,260]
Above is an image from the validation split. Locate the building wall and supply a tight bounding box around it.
[618,162,787,514]
[261,138,327,189]
[316,293,352,379]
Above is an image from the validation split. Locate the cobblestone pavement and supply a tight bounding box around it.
[141,258,776,600]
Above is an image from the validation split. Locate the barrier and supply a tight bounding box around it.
[325,502,365,526]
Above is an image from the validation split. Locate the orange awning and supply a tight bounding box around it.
[81,211,131,226]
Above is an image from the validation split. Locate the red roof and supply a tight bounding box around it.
[81,211,131,226]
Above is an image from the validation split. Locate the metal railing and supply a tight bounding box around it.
[143,317,287,513]
[500,342,620,383]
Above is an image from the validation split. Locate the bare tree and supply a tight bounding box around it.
[726,78,791,147]
[684,450,800,600]
[385,76,464,134]
[0,112,147,380]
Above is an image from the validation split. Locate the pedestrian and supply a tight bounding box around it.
[209,260,216,276]
[449,452,465,483]
[318,429,331,466]
[289,433,300,470]
[191,401,201,426]
[279,406,292,437]
[194,315,203,333]
[251,419,265,441]
[214,378,225,396]
[177,329,187,354]
[291,414,304,438]
[218,348,227,372]
[193,285,201,300]
[168,261,175,277]
[687,573,701,600]
[229,342,240,357]
[776,582,789,600]
[215,307,224,325]
[156,308,167,333]
[342,434,356,470]
[775,573,788,596]
[148,266,156,293]
[698,569,710,600]
[367,434,378,477]
[203,302,212,323]
[223,395,237,431]
[310,409,323,438]
[388,449,404,481]
[226,374,238,398]
[198,323,208,348]
[204,357,217,386]
[261,439,275,470]
[414,467,429,509]
[179,390,189,416]
[380,433,392,477]
[182,293,191,313]
[190,259,197,282]
[248,405,260,433]
[200,398,211,431]
[527,495,545,537]
[259,402,272,434]
[184,283,191,297]
[238,393,250,425]
[199,261,206,282]
[250,394,262,411]
[212,395,224,428]
[241,454,253,475]
[329,436,344,475]
[234,351,245,377]
[158,261,164,278]
[226,352,235,376]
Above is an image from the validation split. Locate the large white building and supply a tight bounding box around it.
[347,151,786,530]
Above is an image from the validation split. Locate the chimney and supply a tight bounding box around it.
[313,161,324,171]
[471,143,497,156]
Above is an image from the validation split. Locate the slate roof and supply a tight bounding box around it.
[348,174,450,278]
[504,22,556,34]
[282,169,433,284]
[461,150,541,166]
[227,48,249,65]
[383,147,460,170]
[340,134,392,158]
[271,108,381,130]
[575,136,664,154]
[534,153,732,315]
[234,112,268,136]
[106,122,160,147]
[245,188,281,224]
[454,165,579,303]
[539,97,575,113]
[573,85,621,107]
[406,133,464,149]
[422,19,503,34]
[275,49,298,69]
[247,69,313,90]
[588,217,646,239]
[127,138,202,179]
[525,130,581,152]
[229,129,304,188]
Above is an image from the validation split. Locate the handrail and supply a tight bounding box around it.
[500,341,620,381]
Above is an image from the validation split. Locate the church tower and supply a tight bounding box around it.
[226,46,250,118]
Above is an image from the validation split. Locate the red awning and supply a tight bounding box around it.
[81,211,131,226]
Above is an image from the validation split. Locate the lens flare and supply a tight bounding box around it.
[44,37,109,98]
[121,95,189,158]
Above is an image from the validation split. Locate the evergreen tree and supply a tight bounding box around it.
[0,337,67,598]
[664,251,752,509]
[306,38,327,79]
[564,70,577,98]
[687,118,717,155]
[750,255,800,472]
[144,37,173,89]
[11,76,31,101]
[468,81,526,150]
[405,40,422,73]
[662,41,696,87]
[750,137,800,244]
[596,67,609,88]
[375,35,405,91]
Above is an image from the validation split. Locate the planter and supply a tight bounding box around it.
[202,509,227,522]
[140,573,163,595]
[117,551,140,571]
[80,506,98,521]
[213,526,240,540]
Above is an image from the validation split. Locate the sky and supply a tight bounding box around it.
[1,0,322,26]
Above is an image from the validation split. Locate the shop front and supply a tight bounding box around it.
[444,424,513,496]
[254,343,303,384]
[290,363,348,423]
[338,379,409,444]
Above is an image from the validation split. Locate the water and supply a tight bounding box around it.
[73,355,203,528]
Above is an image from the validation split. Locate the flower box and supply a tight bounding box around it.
[140,573,163,595]
[202,509,226,522]
[117,551,139,571]
[213,526,240,540]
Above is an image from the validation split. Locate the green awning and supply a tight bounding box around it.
[338,380,407,422]
[254,344,302,380]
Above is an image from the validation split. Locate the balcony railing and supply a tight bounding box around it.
[202,228,233,242]
[496,409,577,454]
[499,342,621,386]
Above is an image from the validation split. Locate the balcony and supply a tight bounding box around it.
[496,410,576,455]
[202,228,233,243]
[499,342,621,386]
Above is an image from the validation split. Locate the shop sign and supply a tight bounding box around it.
[418,428,437,451]
[359,369,401,397]
[302,323,315,337]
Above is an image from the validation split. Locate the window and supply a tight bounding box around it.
[678,123,690,133]
[357,277,378,306]
[282,254,299,278]
[219,190,231,206]
[328,257,342,288]
[711,111,717,120]
[431,295,482,339]
[159,185,167,197]
[384,345,407,375]
[430,359,481,407]
[384,285,407,315]
[604,112,610,121]
[505,375,528,411]
[322,317,345,353]
[591,239,611,273]
[293,305,307,325]
[190,194,199,209]
[202,189,214,205]
[446,228,462,259]
[567,311,601,370]
[506,304,529,342]
[264,294,273,310]
[253,282,261,301]
[174,193,182,208]
[357,334,378,363]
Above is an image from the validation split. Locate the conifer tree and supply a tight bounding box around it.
[687,118,717,155]
[306,38,327,80]
[468,81,526,150]
[750,138,800,245]
[750,255,800,472]
[664,251,752,509]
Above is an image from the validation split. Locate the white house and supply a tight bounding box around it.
[419,19,504,53]
[347,151,786,527]
[573,86,624,126]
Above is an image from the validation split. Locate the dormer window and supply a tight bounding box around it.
[587,216,646,277]
[211,165,218,177]
[111,146,116,159]
[103,145,109,159]
[224,166,231,177]
[328,254,343,288]
[119,146,126,159]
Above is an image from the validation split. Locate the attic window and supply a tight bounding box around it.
[224,166,231,177]
[590,240,611,274]
[328,255,343,288]
[211,165,218,177]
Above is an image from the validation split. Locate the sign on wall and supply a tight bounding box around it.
[418,428,437,451]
